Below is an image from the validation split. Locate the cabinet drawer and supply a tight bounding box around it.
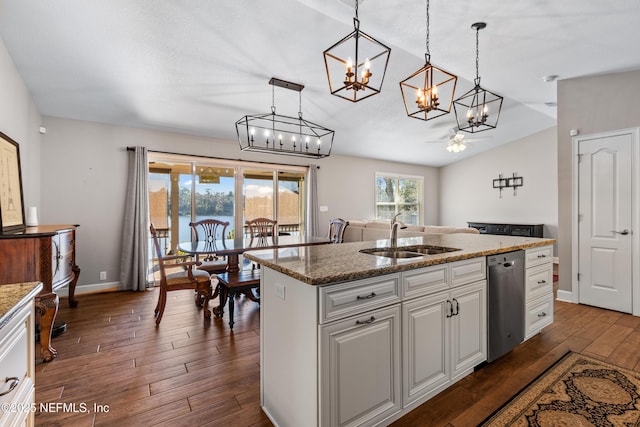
[526,264,553,302]
[450,257,486,288]
[319,274,401,324]
[0,317,28,407]
[525,293,554,339]
[402,264,448,299]
[525,246,553,268]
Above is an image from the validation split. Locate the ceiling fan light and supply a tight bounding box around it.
[446,140,467,153]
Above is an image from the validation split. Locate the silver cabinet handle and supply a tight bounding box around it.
[537,254,547,258]
[356,292,376,300]
[538,312,547,317]
[452,298,460,316]
[537,280,547,284]
[356,316,375,325]
[0,377,19,397]
[612,229,630,235]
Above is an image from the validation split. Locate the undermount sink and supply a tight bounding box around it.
[408,245,461,255]
[361,250,424,259]
[359,245,462,259]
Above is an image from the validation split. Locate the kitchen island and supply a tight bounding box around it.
[243,233,555,427]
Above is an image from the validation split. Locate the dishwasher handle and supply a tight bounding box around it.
[502,261,515,268]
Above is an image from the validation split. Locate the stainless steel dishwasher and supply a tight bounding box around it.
[487,250,525,362]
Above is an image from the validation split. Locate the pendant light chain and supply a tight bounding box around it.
[355,0,359,20]
[425,0,430,62]
[271,84,276,114]
[475,25,480,85]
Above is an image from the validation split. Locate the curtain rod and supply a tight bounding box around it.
[126,147,320,169]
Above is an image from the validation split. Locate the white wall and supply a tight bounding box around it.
[39,116,439,290]
[439,127,558,251]
[0,38,42,211]
[557,70,640,293]
[317,155,440,229]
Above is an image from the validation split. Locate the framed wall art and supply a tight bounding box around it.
[0,131,26,233]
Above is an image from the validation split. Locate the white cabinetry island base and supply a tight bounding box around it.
[260,257,487,427]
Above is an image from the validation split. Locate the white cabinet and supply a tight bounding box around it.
[402,290,449,406]
[401,258,486,410]
[524,245,554,340]
[260,269,402,427]
[450,280,486,380]
[0,299,37,427]
[321,305,401,427]
[260,256,491,426]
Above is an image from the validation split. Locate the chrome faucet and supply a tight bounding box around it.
[390,213,407,249]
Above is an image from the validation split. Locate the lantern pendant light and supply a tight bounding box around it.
[236,78,334,158]
[453,22,503,133]
[323,0,391,102]
[400,0,457,121]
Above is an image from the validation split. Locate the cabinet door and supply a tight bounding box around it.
[450,280,487,381]
[321,305,401,427]
[402,291,450,407]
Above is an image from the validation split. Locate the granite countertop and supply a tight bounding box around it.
[243,234,556,285]
[0,282,43,330]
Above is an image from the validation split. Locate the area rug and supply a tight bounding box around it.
[481,352,640,426]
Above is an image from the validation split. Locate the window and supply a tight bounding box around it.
[147,153,306,253]
[375,172,423,225]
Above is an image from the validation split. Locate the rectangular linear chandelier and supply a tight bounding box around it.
[236,78,334,158]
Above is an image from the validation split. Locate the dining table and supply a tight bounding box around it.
[177,234,331,274]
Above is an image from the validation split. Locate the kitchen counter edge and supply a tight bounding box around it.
[244,234,556,286]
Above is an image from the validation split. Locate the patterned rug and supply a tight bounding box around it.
[481,352,640,426]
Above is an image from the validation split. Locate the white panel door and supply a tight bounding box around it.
[578,132,633,312]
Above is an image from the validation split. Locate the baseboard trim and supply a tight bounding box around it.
[55,281,120,297]
[556,289,574,303]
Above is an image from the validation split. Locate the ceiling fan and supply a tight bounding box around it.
[424,127,492,153]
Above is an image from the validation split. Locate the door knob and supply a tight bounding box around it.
[612,229,630,235]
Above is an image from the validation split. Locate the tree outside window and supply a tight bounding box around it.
[375,173,423,225]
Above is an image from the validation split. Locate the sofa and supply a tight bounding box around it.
[343,219,479,243]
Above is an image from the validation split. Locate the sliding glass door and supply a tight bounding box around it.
[148,153,307,253]
[193,163,235,237]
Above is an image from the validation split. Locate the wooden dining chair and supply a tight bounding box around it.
[150,223,215,325]
[328,218,349,243]
[189,219,230,275]
[244,217,277,270]
[245,217,277,239]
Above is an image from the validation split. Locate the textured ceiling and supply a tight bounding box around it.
[1,0,639,166]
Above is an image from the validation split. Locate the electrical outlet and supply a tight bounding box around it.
[100,271,107,281]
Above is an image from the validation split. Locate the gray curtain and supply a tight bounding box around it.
[119,147,150,291]
[306,165,320,238]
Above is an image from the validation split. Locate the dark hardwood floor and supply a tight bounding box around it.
[35,282,640,426]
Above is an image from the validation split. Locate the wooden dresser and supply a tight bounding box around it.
[0,225,80,362]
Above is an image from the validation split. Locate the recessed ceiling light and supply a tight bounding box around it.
[542,75,559,83]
